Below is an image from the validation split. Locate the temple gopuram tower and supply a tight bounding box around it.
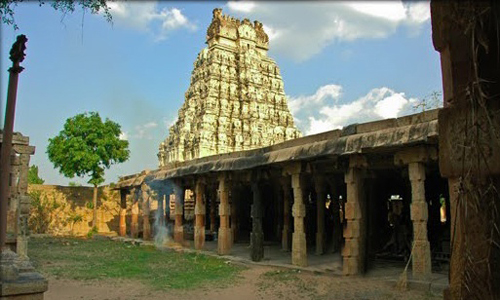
[158,8,301,165]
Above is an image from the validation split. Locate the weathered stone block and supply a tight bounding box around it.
[342,238,360,257]
[342,257,361,276]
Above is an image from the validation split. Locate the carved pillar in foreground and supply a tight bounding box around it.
[250,181,264,261]
[342,155,367,275]
[173,182,185,243]
[409,162,432,279]
[141,184,151,240]
[130,189,139,238]
[432,2,500,299]
[217,173,231,255]
[281,177,292,251]
[119,189,127,237]
[314,176,326,255]
[194,179,206,250]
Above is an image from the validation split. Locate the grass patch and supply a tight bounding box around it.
[28,236,242,290]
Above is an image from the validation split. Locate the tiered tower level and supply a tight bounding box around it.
[158,8,302,166]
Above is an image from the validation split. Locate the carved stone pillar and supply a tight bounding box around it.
[314,176,326,255]
[281,177,292,252]
[329,180,342,253]
[250,181,264,261]
[119,190,127,237]
[173,183,184,243]
[210,186,217,233]
[342,155,367,275]
[286,163,307,267]
[194,179,206,250]
[409,162,432,279]
[395,147,436,279]
[141,184,151,240]
[130,189,139,239]
[230,186,238,244]
[217,174,231,255]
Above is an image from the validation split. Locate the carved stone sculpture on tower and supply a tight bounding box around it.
[158,8,301,166]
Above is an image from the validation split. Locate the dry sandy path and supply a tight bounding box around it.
[45,264,441,300]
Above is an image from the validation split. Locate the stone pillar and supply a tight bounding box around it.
[217,174,231,255]
[342,155,367,275]
[119,189,127,237]
[250,181,264,261]
[288,164,307,267]
[210,187,217,233]
[314,176,326,255]
[409,162,432,279]
[230,186,238,244]
[281,177,292,251]
[141,184,151,240]
[130,189,139,239]
[173,183,184,243]
[194,179,206,250]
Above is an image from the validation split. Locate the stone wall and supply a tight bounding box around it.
[27,184,122,236]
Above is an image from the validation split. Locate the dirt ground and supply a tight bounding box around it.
[45,264,441,300]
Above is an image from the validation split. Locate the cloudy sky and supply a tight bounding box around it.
[0,1,442,185]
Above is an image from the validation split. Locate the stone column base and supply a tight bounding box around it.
[412,240,432,279]
[292,231,307,267]
[217,227,231,255]
[194,226,205,250]
[250,230,264,261]
[174,225,184,243]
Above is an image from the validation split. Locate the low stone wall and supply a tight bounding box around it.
[27,184,122,236]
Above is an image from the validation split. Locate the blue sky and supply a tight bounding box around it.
[1,1,442,186]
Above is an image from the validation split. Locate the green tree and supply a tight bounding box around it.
[0,0,112,30]
[47,112,129,229]
[28,165,45,184]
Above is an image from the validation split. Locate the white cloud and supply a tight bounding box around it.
[289,85,418,135]
[225,1,430,61]
[288,84,342,115]
[106,1,196,41]
[128,121,159,139]
[227,1,256,13]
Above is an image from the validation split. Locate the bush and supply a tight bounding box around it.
[28,191,54,233]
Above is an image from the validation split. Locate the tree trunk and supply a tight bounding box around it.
[92,185,98,230]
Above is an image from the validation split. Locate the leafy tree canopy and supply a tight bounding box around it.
[28,165,45,184]
[0,0,112,30]
[47,112,129,186]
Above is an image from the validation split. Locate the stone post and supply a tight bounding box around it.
[342,155,367,275]
[281,177,292,251]
[395,147,435,279]
[286,163,307,267]
[173,183,185,243]
[314,176,326,255]
[141,184,151,240]
[194,179,206,250]
[409,162,432,279]
[119,189,127,237]
[250,181,264,261]
[217,173,232,255]
[210,186,217,233]
[130,189,139,239]
[230,186,238,244]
